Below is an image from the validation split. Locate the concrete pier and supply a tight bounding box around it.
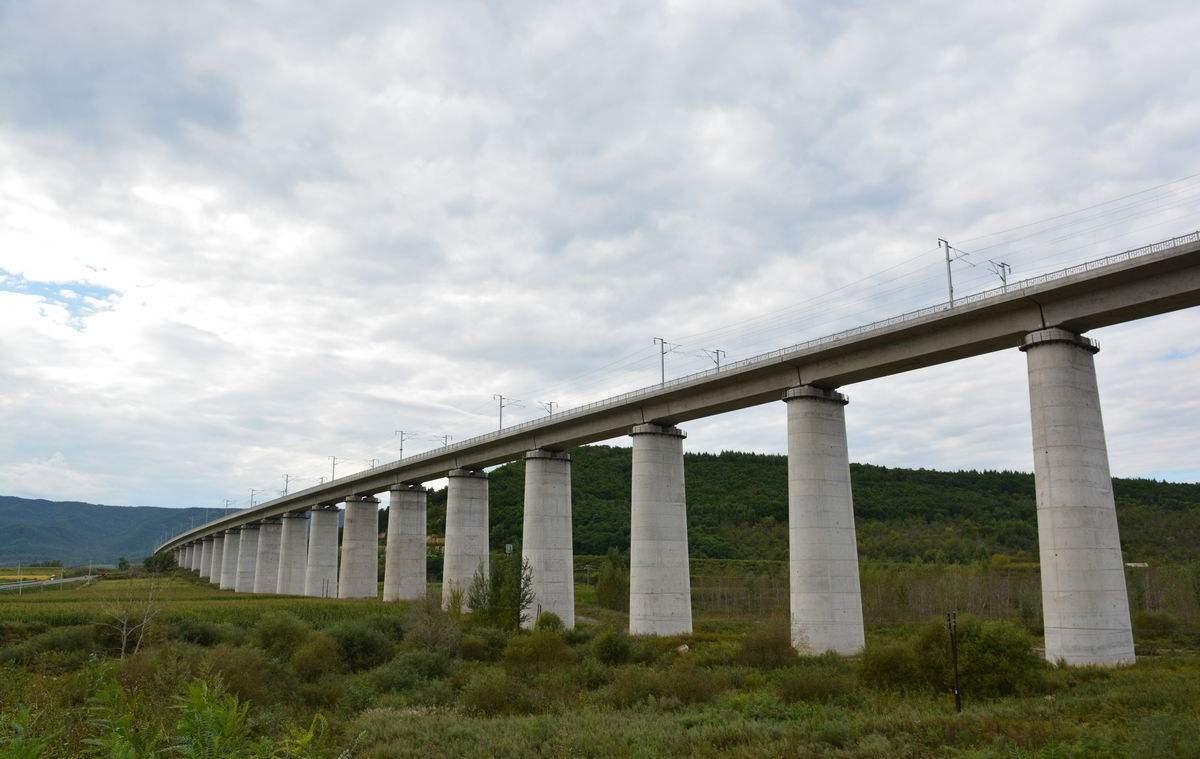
[276,512,308,595]
[339,496,380,599]
[234,524,260,592]
[209,534,224,585]
[253,518,283,594]
[219,529,240,590]
[784,386,865,654]
[304,506,340,598]
[442,469,489,611]
[384,485,427,602]
[198,537,213,580]
[522,449,574,629]
[629,423,692,635]
[1022,327,1134,666]
[185,543,194,570]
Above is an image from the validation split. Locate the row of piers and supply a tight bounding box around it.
[175,328,1135,666]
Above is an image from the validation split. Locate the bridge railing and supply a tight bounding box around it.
[211,229,1200,521]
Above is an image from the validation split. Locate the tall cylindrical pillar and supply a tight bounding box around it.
[234,524,260,593]
[253,518,283,594]
[784,386,865,654]
[629,423,692,635]
[198,537,213,580]
[1022,327,1134,666]
[384,485,427,602]
[339,496,380,599]
[522,449,574,629]
[305,506,340,598]
[190,543,199,571]
[276,512,309,595]
[219,529,240,590]
[209,534,224,585]
[442,469,489,611]
[185,543,194,571]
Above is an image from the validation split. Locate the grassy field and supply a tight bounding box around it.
[1,571,1198,758]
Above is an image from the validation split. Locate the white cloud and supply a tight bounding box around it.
[0,0,1198,509]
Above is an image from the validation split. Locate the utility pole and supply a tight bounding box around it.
[988,259,1012,291]
[394,430,412,460]
[704,348,726,369]
[652,337,673,385]
[493,394,517,430]
[542,401,558,417]
[330,456,338,481]
[939,238,973,308]
[369,458,377,469]
[441,434,452,447]
[249,488,261,507]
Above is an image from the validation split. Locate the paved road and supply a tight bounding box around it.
[0,575,96,592]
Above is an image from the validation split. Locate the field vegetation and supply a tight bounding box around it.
[1,566,1199,758]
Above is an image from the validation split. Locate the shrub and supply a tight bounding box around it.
[366,613,409,642]
[1134,611,1179,640]
[461,667,533,716]
[859,641,922,690]
[403,598,462,655]
[459,626,508,662]
[291,632,344,681]
[466,553,536,630]
[503,630,575,670]
[170,680,256,757]
[1130,714,1200,759]
[204,645,277,704]
[608,662,725,707]
[297,674,345,709]
[860,618,1044,697]
[27,625,98,657]
[370,650,450,693]
[592,628,632,665]
[738,619,796,668]
[166,617,223,647]
[533,611,565,633]
[955,618,1045,697]
[330,621,393,672]
[121,641,207,697]
[775,665,853,703]
[0,621,48,646]
[254,612,310,661]
[595,551,629,611]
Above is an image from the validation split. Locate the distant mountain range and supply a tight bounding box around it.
[0,496,237,566]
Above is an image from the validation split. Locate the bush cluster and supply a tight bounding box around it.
[859,617,1045,697]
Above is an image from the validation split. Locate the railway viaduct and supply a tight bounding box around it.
[163,230,1200,666]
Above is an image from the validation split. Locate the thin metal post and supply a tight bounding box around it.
[947,610,962,712]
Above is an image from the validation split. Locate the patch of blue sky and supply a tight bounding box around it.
[1136,468,1200,484]
[1160,346,1199,361]
[0,268,118,324]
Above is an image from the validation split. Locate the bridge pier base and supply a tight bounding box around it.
[1022,328,1134,666]
[629,423,692,636]
[186,543,195,571]
[339,496,380,599]
[522,450,574,629]
[198,537,213,580]
[219,529,239,589]
[305,506,340,598]
[784,386,865,655]
[209,534,224,585]
[253,518,283,594]
[276,513,308,595]
[442,469,489,611]
[384,485,427,602]
[234,524,259,593]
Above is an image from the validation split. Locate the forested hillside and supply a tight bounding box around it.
[415,444,1200,564]
[7,445,1198,567]
[0,497,236,566]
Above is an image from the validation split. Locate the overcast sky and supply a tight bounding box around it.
[1,1,1198,510]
